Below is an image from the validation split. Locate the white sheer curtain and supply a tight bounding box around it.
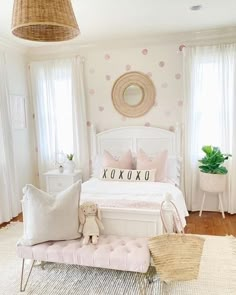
[72,57,90,180]
[183,44,236,213]
[0,52,20,223]
[30,57,89,189]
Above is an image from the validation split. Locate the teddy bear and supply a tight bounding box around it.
[78,201,104,245]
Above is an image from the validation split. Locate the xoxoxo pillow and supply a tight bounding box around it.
[18,181,82,246]
[100,167,156,182]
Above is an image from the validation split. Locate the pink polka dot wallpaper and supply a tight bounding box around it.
[179,44,186,52]
[84,44,183,132]
[141,48,148,55]
[104,54,111,60]
[159,61,165,67]
[175,73,181,80]
[125,64,131,71]
[89,89,95,95]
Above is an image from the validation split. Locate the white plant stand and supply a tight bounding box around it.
[199,172,226,219]
[199,191,225,218]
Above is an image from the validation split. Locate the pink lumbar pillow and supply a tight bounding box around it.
[136,149,168,182]
[103,150,133,169]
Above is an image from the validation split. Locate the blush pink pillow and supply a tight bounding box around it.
[136,149,168,182]
[103,150,133,169]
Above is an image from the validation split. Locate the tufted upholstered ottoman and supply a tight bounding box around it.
[17,235,150,292]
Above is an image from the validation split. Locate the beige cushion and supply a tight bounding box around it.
[18,181,81,246]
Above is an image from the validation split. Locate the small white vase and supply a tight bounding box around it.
[199,171,227,193]
[66,160,76,173]
[58,165,64,173]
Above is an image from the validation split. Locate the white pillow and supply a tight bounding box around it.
[166,156,180,185]
[18,181,81,246]
[100,167,156,182]
[91,155,102,177]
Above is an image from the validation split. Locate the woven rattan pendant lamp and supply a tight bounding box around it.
[11,0,80,42]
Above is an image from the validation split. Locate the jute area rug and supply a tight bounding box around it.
[0,223,236,295]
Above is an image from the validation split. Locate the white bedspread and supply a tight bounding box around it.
[81,178,188,226]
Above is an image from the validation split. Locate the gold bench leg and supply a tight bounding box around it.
[144,267,168,294]
[137,267,160,295]
[20,259,35,292]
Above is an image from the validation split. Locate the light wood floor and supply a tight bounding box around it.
[1,212,236,236]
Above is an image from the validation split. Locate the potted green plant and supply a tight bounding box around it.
[199,146,231,193]
[66,153,75,173]
[67,153,74,161]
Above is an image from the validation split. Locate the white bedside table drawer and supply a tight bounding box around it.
[44,169,82,195]
[48,176,72,192]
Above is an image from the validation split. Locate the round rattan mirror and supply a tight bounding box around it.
[112,71,155,117]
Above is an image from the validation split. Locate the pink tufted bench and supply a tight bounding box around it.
[17,235,150,292]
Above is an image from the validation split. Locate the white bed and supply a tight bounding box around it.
[81,125,188,237]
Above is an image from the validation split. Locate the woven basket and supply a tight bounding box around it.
[11,0,80,42]
[148,196,205,283]
[148,234,205,283]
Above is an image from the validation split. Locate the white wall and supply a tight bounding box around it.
[4,48,36,199]
[81,43,184,133]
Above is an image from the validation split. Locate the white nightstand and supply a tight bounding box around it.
[44,169,82,195]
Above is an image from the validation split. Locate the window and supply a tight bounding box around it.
[184,44,236,213]
[53,79,74,154]
[196,62,222,149]
[193,60,233,156]
[31,59,75,171]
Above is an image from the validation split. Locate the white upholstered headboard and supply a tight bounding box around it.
[90,125,181,159]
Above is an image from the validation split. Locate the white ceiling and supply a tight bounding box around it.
[1,0,236,48]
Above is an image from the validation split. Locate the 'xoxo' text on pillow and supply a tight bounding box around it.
[100,167,156,182]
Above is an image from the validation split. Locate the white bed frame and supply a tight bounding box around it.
[89,125,182,237]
